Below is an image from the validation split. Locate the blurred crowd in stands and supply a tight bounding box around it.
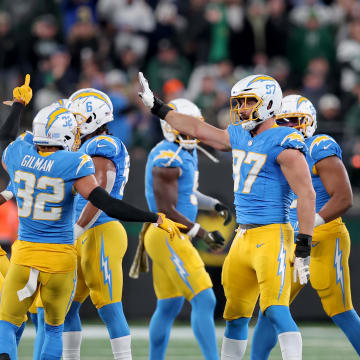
[1,0,360,177]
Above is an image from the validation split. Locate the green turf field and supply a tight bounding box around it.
[18,323,358,359]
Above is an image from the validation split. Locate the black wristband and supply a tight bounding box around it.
[151,96,173,119]
[88,186,158,223]
[295,233,312,258]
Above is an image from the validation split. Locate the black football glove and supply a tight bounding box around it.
[201,230,225,250]
[214,203,232,226]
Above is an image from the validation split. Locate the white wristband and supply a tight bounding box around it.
[187,223,201,238]
[74,224,85,241]
[0,190,13,201]
[314,213,325,227]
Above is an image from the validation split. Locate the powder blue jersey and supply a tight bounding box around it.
[75,135,130,228]
[227,124,307,225]
[2,138,95,244]
[145,140,198,222]
[289,134,342,226]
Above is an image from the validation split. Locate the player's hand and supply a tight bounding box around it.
[138,72,154,108]
[202,230,225,250]
[293,256,310,285]
[4,74,33,107]
[214,203,232,225]
[156,213,187,239]
[138,72,173,119]
[293,233,312,284]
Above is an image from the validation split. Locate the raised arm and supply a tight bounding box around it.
[138,72,231,151]
[0,74,32,144]
[316,156,353,222]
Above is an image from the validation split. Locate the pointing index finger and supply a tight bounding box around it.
[24,74,30,86]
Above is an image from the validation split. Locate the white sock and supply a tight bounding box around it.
[63,331,82,360]
[110,335,132,360]
[221,336,247,359]
[278,332,302,360]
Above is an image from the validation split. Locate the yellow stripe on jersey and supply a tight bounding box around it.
[76,154,92,175]
[86,135,119,153]
[153,150,183,164]
[280,132,304,146]
[11,240,77,273]
[309,136,333,157]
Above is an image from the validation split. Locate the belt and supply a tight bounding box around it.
[237,224,265,230]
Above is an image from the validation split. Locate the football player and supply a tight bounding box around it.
[0,103,183,360]
[138,73,316,360]
[61,88,132,360]
[138,98,230,360]
[250,95,360,359]
[0,74,32,346]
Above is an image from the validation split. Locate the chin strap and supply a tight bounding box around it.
[197,144,219,163]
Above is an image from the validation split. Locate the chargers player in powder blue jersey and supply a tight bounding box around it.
[138,72,316,360]
[251,95,360,359]
[62,88,132,360]
[142,98,230,360]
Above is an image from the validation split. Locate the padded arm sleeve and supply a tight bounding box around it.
[0,102,24,142]
[88,186,158,223]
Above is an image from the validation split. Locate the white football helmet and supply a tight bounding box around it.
[160,98,203,150]
[33,104,80,151]
[230,74,283,131]
[276,95,317,138]
[52,98,72,109]
[68,88,113,138]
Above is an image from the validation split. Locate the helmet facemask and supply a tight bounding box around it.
[276,112,315,138]
[230,93,265,131]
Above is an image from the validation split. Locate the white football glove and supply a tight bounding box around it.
[138,72,154,108]
[293,256,310,285]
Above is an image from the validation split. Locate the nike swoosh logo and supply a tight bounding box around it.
[81,237,88,245]
[312,242,319,247]
[323,144,331,150]
[256,243,265,248]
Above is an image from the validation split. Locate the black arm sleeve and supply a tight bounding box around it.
[88,186,159,223]
[0,102,24,143]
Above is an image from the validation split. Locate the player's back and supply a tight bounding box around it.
[227,124,307,225]
[145,140,198,222]
[75,134,130,227]
[2,138,94,244]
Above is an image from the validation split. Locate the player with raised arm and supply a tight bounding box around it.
[250,95,360,359]
[138,73,315,360]
[61,88,133,360]
[0,74,33,347]
[0,104,183,360]
[133,98,230,360]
